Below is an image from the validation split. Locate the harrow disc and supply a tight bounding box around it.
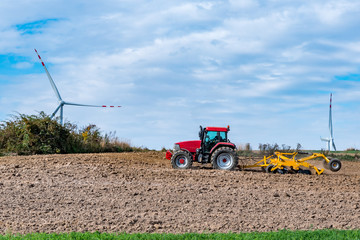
[265,164,276,173]
[297,169,312,175]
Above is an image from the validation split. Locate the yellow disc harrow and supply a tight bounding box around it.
[242,151,341,175]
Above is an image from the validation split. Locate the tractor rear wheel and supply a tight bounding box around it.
[171,150,193,169]
[211,147,238,170]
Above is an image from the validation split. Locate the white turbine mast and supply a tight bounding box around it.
[321,93,336,151]
[35,49,121,125]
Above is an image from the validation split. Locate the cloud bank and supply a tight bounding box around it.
[1,0,360,150]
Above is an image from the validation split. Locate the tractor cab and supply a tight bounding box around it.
[199,126,229,153]
[166,125,238,170]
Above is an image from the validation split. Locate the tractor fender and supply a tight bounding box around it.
[166,148,193,160]
[210,143,236,154]
[179,148,196,161]
[166,148,195,161]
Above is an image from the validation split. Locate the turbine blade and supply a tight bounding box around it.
[332,140,336,151]
[51,104,62,118]
[329,93,335,150]
[64,102,104,107]
[34,49,62,101]
[100,105,122,108]
[329,93,333,136]
[64,102,121,108]
[320,137,330,142]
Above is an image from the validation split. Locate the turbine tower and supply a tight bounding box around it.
[35,49,120,125]
[321,93,336,151]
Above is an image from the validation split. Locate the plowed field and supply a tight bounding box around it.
[0,152,359,234]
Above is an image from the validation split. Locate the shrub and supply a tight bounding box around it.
[258,143,302,156]
[0,112,138,155]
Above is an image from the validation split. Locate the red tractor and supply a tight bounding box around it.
[165,126,238,170]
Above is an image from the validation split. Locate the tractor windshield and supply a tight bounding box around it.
[203,131,227,152]
[206,131,218,141]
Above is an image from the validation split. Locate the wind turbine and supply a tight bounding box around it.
[35,49,121,125]
[321,93,336,151]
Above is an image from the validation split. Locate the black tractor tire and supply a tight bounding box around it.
[211,147,238,170]
[171,150,193,169]
[329,159,341,172]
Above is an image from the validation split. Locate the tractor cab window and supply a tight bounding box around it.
[219,131,227,142]
[205,131,218,142]
[204,131,219,152]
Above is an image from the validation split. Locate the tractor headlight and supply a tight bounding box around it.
[173,144,180,152]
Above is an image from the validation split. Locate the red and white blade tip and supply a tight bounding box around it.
[102,105,121,107]
[34,49,45,66]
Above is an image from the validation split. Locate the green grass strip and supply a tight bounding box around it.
[1,230,360,240]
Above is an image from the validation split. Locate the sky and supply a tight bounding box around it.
[1,0,360,151]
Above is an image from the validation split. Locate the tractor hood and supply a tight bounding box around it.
[176,140,201,153]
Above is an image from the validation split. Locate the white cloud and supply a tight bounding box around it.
[312,1,360,25]
[228,0,259,9]
[12,62,33,69]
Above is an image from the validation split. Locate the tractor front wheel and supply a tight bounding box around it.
[211,147,238,170]
[171,150,193,169]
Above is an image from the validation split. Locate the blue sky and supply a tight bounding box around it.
[1,0,360,150]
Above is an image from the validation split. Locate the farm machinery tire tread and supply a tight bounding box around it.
[323,158,342,172]
[211,147,238,170]
[171,150,193,169]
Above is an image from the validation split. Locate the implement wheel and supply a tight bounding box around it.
[211,147,238,170]
[171,150,193,169]
[329,159,341,172]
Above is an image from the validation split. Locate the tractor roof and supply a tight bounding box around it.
[205,127,229,132]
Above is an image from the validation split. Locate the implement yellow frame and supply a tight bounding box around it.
[242,151,332,175]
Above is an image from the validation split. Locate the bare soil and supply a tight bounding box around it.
[0,152,359,234]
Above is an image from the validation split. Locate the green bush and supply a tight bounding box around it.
[0,112,139,155]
